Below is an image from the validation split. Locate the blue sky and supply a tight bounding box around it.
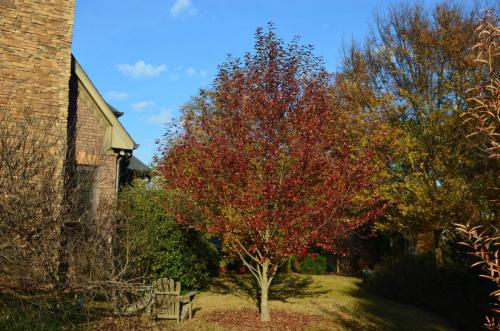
[72,0,434,164]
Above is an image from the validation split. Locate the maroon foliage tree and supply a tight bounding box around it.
[159,26,385,322]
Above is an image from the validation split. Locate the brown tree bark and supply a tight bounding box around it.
[259,260,271,322]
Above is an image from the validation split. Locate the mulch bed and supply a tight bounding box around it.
[205,310,328,330]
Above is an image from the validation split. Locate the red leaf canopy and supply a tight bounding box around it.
[159,27,384,264]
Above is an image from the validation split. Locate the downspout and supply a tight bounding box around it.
[116,150,125,197]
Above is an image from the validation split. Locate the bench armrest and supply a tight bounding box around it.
[179,291,196,301]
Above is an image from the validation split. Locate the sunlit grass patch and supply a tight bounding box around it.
[181,273,456,331]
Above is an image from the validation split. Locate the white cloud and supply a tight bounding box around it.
[146,109,172,127]
[106,91,128,101]
[131,100,155,111]
[186,67,196,77]
[117,61,167,79]
[167,65,205,80]
[169,73,180,81]
[170,0,197,17]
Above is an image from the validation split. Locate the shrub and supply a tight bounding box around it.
[118,179,219,289]
[297,255,328,275]
[370,253,493,330]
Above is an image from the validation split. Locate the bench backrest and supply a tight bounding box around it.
[153,278,181,319]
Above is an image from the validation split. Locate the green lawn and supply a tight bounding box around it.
[145,273,456,331]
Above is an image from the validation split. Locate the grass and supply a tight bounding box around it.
[177,273,456,331]
[1,274,457,330]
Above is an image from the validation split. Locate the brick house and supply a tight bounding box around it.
[68,56,137,217]
[0,0,146,288]
[63,56,143,284]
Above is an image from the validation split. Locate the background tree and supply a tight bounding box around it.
[341,2,498,258]
[159,25,386,322]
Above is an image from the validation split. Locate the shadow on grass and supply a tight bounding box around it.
[209,274,456,330]
[315,279,456,331]
[270,272,330,302]
[209,272,329,307]
[191,307,202,318]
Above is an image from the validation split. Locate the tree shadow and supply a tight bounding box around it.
[270,272,330,302]
[209,274,455,330]
[314,280,456,331]
[209,272,259,305]
[191,307,201,318]
[209,272,330,308]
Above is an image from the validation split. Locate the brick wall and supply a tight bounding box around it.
[0,0,75,289]
[66,79,119,285]
[96,155,118,207]
[75,85,106,164]
[74,79,118,206]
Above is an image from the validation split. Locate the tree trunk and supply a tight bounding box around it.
[235,249,274,322]
[336,255,340,274]
[434,230,444,267]
[260,260,271,322]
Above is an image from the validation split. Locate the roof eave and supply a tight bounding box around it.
[73,56,136,151]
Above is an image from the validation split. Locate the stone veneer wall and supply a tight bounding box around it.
[0,0,75,288]
[0,0,75,122]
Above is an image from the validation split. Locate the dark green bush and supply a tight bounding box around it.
[118,179,219,289]
[297,255,328,275]
[370,253,493,330]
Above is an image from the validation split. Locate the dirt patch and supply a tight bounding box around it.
[205,310,329,330]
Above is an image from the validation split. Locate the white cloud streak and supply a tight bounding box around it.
[146,109,172,127]
[170,0,197,17]
[106,91,128,101]
[117,61,167,79]
[131,100,155,111]
[186,67,196,77]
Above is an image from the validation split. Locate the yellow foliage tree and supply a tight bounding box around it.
[341,3,499,257]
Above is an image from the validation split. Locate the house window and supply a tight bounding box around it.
[75,165,97,219]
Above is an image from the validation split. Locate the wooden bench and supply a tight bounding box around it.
[152,278,196,324]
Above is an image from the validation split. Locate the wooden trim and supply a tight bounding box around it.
[73,57,135,151]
